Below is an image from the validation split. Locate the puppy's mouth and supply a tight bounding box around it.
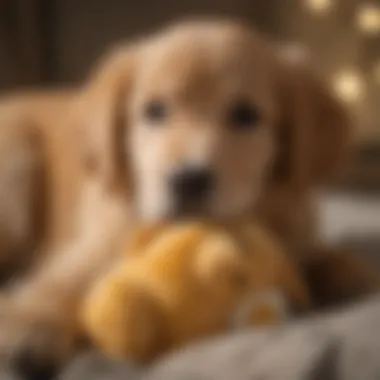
[170,199,211,220]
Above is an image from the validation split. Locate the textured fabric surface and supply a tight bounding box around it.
[143,296,380,380]
[58,352,140,380]
[316,192,380,246]
[55,296,380,380]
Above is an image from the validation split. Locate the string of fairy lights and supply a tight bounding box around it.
[300,0,379,139]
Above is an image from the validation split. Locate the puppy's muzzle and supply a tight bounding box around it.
[169,166,214,211]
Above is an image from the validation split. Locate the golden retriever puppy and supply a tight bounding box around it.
[0,19,376,377]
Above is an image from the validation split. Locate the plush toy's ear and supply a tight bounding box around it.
[273,54,352,190]
[196,232,248,288]
[77,44,140,194]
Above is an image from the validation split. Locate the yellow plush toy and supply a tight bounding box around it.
[81,220,311,362]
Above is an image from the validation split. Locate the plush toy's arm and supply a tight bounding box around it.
[81,268,167,363]
[245,222,312,313]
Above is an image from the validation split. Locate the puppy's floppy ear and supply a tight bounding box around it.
[273,54,352,189]
[78,44,140,193]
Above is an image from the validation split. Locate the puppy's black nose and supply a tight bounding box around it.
[170,167,214,201]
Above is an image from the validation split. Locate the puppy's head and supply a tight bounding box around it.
[83,20,351,222]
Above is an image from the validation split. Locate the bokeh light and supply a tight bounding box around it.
[304,0,333,14]
[356,4,380,35]
[332,69,366,103]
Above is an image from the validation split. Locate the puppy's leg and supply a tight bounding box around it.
[302,248,380,309]
[0,181,130,377]
[0,125,45,283]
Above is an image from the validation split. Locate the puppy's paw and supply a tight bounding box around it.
[11,324,76,380]
[0,310,79,380]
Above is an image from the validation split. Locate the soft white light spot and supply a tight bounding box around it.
[332,69,366,103]
[304,0,333,14]
[357,4,380,35]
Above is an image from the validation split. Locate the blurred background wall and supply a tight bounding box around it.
[0,0,379,186]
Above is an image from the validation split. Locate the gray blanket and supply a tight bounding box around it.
[54,295,380,380]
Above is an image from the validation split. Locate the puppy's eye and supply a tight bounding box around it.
[144,100,167,123]
[228,101,261,131]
